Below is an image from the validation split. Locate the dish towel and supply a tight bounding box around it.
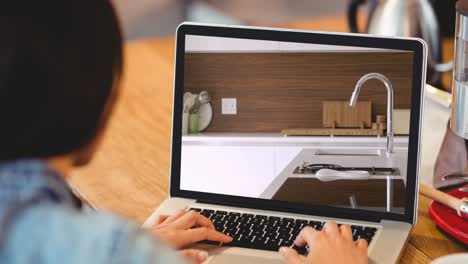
[315,169,370,182]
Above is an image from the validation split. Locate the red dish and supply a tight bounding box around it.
[428,184,468,244]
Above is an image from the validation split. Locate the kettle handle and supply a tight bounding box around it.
[347,0,378,33]
[347,0,366,33]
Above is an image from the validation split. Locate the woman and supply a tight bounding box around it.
[0,1,367,263]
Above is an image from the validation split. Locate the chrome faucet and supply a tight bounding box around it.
[350,73,394,155]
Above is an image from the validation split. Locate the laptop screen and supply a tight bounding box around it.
[180,33,416,215]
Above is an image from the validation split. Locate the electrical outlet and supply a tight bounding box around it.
[222,98,237,115]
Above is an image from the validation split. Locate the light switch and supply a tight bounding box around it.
[222,98,237,115]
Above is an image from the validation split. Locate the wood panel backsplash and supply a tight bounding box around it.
[184,52,414,133]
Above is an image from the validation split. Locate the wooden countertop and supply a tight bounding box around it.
[69,16,466,263]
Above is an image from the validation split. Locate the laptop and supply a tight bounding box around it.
[145,22,427,263]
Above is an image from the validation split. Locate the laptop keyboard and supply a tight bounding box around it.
[190,208,377,255]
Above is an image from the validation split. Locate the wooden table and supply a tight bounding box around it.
[69,16,466,263]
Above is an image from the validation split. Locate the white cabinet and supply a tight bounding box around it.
[180,134,409,198]
[180,145,276,198]
[180,144,307,198]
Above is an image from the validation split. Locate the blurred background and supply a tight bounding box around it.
[112,0,457,90]
[113,0,353,40]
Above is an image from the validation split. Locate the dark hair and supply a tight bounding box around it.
[0,0,123,160]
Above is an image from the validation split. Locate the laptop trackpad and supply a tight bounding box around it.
[207,254,282,264]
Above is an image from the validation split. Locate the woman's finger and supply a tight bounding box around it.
[356,239,368,252]
[159,210,187,226]
[279,247,303,264]
[339,224,353,241]
[173,210,215,229]
[322,221,340,237]
[184,227,233,245]
[153,215,170,226]
[294,226,320,247]
[179,249,209,264]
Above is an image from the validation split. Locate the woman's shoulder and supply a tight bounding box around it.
[2,203,185,264]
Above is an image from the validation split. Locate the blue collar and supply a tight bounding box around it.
[0,159,80,208]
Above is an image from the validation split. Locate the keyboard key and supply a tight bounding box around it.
[226,226,238,233]
[280,239,293,247]
[200,210,213,218]
[253,229,265,236]
[291,228,301,237]
[279,232,292,240]
[251,218,263,224]
[239,235,255,243]
[363,227,377,235]
[265,240,281,251]
[269,238,281,246]
[225,215,239,222]
[309,221,319,225]
[238,222,251,229]
[238,216,252,223]
[311,222,324,230]
[212,214,225,221]
[253,236,269,245]
[230,232,242,240]
[266,225,278,232]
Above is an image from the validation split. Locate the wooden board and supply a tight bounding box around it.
[323,101,372,128]
[184,52,414,133]
[281,128,384,136]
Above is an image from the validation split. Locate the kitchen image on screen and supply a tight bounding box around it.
[180,34,414,214]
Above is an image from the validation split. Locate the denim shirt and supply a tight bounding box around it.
[0,160,186,264]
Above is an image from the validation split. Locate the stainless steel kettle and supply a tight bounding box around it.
[347,0,453,87]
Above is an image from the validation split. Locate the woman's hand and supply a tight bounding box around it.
[279,221,368,264]
[151,210,232,263]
